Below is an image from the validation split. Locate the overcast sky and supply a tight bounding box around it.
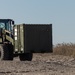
[0,0,75,45]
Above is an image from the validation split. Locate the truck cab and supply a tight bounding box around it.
[0,19,14,43]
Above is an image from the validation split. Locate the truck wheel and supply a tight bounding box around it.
[19,53,33,61]
[0,44,9,60]
[7,44,13,60]
[0,44,13,60]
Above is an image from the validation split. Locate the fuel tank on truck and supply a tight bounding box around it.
[14,24,53,53]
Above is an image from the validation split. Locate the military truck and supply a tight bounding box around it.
[0,19,53,61]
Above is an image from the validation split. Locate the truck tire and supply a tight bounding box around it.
[7,44,13,60]
[0,44,13,60]
[19,53,33,61]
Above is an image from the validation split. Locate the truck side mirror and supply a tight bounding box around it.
[0,28,3,43]
[12,21,14,25]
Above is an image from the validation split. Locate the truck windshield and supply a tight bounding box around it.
[0,23,5,29]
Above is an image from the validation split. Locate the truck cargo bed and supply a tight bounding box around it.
[14,24,53,53]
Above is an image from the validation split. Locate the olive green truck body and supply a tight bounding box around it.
[0,19,53,61]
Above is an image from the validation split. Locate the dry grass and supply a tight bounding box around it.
[53,43,75,57]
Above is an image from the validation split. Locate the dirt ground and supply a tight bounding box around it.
[0,53,75,75]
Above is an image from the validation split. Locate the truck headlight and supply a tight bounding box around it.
[15,37,17,40]
[21,48,23,51]
[15,49,18,51]
[15,29,17,32]
[15,28,17,40]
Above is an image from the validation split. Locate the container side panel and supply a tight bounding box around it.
[24,24,52,53]
[20,25,24,53]
[17,25,20,52]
